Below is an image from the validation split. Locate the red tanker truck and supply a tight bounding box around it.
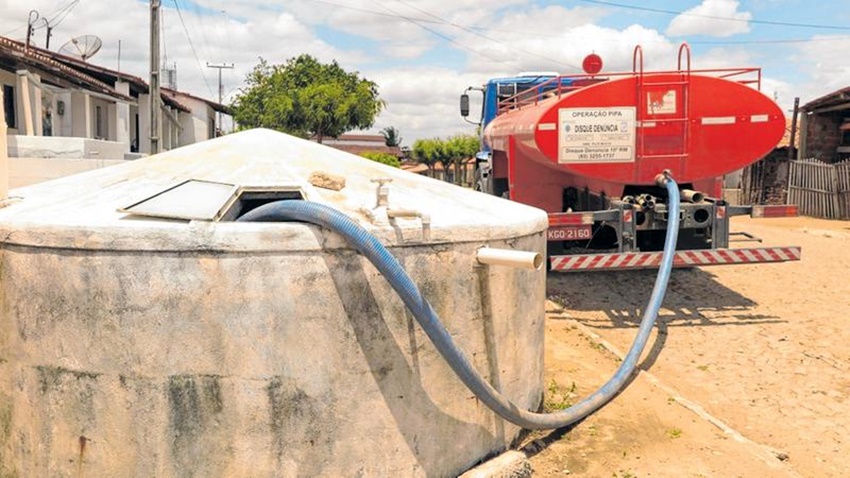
[460,44,800,272]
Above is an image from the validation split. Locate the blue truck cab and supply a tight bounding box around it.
[461,73,574,194]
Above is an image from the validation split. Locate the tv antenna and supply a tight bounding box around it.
[57,35,102,61]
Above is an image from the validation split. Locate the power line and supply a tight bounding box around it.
[307,0,844,44]
[171,0,215,97]
[577,0,850,31]
[309,0,448,26]
[389,0,581,70]
[309,0,850,47]
[184,0,214,62]
[2,0,73,37]
[1,24,27,37]
[30,0,79,32]
[46,0,80,29]
[24,0,81,49]
[369,0,519,68]
[309,0,566,38]
[687,35,850,45]
[45,0,78,22]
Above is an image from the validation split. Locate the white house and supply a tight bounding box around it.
[0,35,231,188]
[163,88,231,147]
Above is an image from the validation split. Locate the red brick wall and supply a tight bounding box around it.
[806,112,843,163]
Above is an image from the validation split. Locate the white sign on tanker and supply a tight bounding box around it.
[558,107,637,164]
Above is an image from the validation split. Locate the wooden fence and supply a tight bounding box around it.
[742,158,768,205]
[787,158,850,219]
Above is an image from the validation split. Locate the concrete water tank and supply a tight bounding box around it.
[0,128,547,477]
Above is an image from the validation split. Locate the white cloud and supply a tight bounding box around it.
[760,76,793,111]
[666,0,752,38]
[0,0,826,145]
[0,0,359,106]
[462,23,677,75]
[273,0,528,61]
[690,46,752,69]
[364,67,482,141]
[793,35,850,107]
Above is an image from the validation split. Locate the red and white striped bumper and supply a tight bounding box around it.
[549,246,801,272]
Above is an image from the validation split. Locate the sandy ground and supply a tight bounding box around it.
[526,215,850,477]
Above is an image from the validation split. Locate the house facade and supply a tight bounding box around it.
[163,88,224,147]
[311,133,403,158]
[1,35,230,187]
[798,87,850,163]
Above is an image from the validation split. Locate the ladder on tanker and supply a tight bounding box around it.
[633,44,692,173]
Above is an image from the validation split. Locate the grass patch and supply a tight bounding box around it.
[612,471,637,478]
[544,379,577,411]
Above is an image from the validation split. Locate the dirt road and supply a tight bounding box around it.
[527,216,850,477]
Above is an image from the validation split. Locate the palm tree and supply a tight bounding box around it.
[381,126,402,147]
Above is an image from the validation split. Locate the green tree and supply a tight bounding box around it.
[445,134,479,185]
[412,138,450,179]
[232,55,384,142]
[412,135,478,184]
[360,151,401,168]
[381,126,402,147]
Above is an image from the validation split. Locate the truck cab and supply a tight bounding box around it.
[462,73,572,196]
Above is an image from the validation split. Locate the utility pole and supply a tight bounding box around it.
[149,0,161,154]
[206,62,233,137]
[783,97,801,204]
[788,97,800,162]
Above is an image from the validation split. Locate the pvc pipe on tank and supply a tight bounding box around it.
[387,208,431,241]
[476,247,543,270]
[387,208,429,222]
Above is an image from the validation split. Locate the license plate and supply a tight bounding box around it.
[547,225,592,241]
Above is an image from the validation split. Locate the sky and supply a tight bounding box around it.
[2,0,850,146]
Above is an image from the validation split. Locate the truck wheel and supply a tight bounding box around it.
[493,178,509,199]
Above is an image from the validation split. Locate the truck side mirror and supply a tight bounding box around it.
[460,94,470,117]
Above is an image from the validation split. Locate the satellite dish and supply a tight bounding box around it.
[58,35,102,61]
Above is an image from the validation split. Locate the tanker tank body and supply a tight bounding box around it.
[462,45,802,272]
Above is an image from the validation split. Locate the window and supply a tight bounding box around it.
[132,113,139,152]
[3,85,15,129]
[95,105,103,138]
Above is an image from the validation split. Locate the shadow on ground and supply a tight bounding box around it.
[547,267,781,330]
[546,266,785,385]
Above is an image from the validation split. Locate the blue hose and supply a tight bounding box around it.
[238,176,681,430]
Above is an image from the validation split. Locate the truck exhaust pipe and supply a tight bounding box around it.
[680,189,705,203]
[635,194,656,211]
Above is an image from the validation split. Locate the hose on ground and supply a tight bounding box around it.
[238,175,681,430]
